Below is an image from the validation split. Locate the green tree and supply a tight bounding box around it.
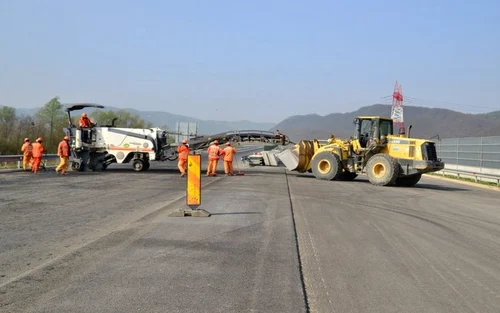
[0,106,16,137]
[0,106,18,154]
[15,115,36,149]
[90,109,153,128]
[36,97,67,151]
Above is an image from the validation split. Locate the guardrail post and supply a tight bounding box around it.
[17,160,21,169]
[480,136,484,172]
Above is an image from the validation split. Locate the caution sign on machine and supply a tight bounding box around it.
[186,154,201,209]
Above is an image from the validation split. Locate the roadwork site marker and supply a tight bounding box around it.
[169,154,211,217]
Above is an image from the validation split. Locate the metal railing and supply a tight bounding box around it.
[0,154,59,170]
[433,168,500,187]
[436,136,500,177]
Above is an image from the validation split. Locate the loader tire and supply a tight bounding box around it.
[366,154,399,186]
[311,151,342,181]
[395,174,422,187]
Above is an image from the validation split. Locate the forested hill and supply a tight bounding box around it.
[272,104,500,141]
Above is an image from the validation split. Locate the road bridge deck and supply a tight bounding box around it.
[1,148,499,312]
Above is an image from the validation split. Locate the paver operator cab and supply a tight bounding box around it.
[278,116,444,187]
[63,104,178,172]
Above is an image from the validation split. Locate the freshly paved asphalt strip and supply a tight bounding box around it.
[0,149,305,313]
[288,173,500,313]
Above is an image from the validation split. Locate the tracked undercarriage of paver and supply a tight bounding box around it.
[277,116,444,187]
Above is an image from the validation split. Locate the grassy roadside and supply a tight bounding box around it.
[0,159,59,170]
[426,172,500,188]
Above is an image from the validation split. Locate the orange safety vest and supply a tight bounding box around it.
[58,140,70,157]
[223,146,236,162]
[32,142,45,158]
[79,116,92,127]
[21,142,33,155]
[177,145,190,160]
[207,145,221,160]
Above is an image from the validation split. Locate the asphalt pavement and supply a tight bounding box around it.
[0,144,305,313]
[1,146,500,313]
[289,173,500,313]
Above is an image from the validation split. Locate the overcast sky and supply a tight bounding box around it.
[0,0,499,123]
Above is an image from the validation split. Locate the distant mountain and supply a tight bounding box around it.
[477,111,500,120]
[9,105,276,135]
[122,108,276,135]
[272,104,500,141]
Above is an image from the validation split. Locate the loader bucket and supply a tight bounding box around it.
[277,140,315,173]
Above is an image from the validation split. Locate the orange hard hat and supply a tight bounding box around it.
[182,139,187,144]
[64,136,70,140]
[36,137,43,142]
[82,113,87,117]
[24,138,30,142]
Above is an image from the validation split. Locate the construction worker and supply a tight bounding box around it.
[177,139,190,177]
[79,113,93,128]
[20,138,33,171]
[31,137,45,174]
[275,129,286,145]
[223,142,237,176]
[55,136,70,175]
[206,140,223,176]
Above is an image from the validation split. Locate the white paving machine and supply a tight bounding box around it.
[63,104,178,172]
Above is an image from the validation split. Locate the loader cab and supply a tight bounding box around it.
[353,117,393,148]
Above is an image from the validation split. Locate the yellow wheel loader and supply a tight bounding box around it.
[277,116,444,187]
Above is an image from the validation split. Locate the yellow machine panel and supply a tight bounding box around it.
[277,115,444,187]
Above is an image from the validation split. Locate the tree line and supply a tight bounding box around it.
[0,97,159,155]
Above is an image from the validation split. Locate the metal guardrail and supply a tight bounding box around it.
[0,154,59,170]
[436,136,500,171]
[435,169,500,187]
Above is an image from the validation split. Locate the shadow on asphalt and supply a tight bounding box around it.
[210,212,262,216]
[105,168,181,174]
[409,184,469,191]
[292,174,315,178]
[292,174,469,191]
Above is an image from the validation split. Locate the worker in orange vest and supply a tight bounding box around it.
[79,113,93,128]
[206,140,223,176]
[20,138,33,171]
[177,139,190,177]
[223,142,237,176]
[56,136,70,175]
[31,137,45,174]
